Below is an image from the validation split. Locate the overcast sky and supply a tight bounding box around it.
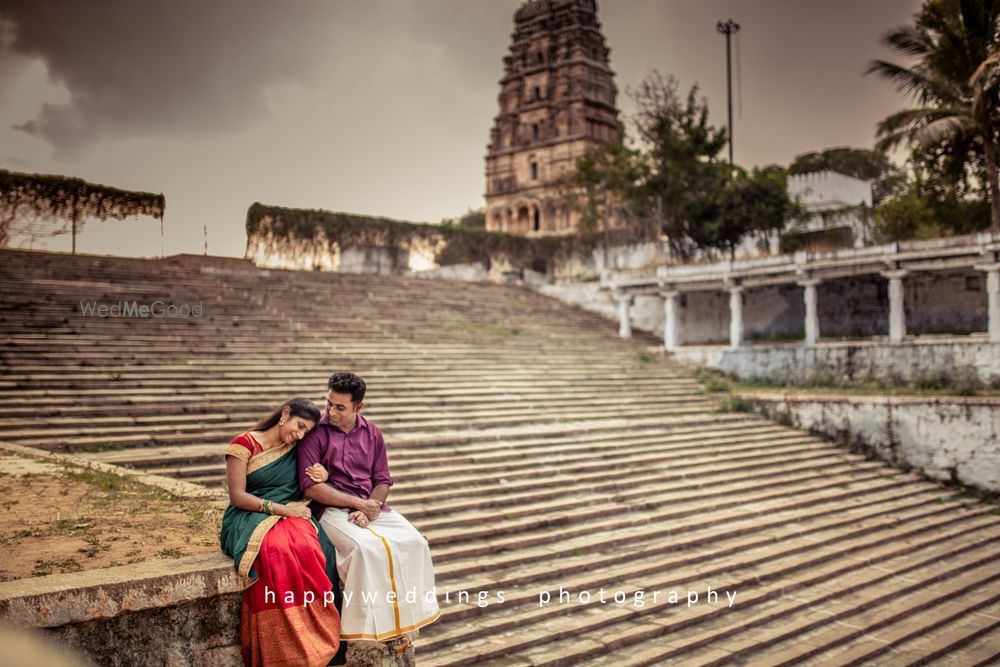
[0,0,923,259]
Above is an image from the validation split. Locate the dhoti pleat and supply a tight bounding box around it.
[319,508,440,641]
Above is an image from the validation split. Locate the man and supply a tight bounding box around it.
[298,372,440,650]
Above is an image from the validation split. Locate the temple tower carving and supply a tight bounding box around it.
[485,0,622,236]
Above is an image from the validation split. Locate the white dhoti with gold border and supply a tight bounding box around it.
[319,507,440,641]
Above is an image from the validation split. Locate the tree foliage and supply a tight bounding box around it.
[713,166,799,255]
[634,72,730,255]
[571,71,797,258]
[569,140,652,236]
[456,208,486,230]
[0,169,165,248]
[867,0,1000,233]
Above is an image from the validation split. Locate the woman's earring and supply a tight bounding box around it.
[279,418,287,426]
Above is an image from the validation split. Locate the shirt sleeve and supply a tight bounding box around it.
[297,429,324,491]
[225,433,252,463]
[371,428,394,488]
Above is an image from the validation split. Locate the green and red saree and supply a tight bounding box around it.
[220,433,344,667]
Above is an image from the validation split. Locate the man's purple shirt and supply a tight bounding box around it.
[298,412,394,518]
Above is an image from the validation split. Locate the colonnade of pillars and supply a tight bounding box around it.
[610,263,1000,349]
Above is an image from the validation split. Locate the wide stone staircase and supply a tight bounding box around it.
[1,247,998,666]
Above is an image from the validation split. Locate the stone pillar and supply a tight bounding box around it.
[975,263,1000,343]
[661,290,680,351]
[881,270,908,343]
[798,279,821,345]
[613,289,633,339]
[728,286,744,349]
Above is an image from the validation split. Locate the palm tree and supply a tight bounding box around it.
[867,0,1000,234]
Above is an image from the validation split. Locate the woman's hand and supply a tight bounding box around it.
[279,504,314,520]
[305,463,328,483]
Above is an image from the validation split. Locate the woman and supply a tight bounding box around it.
[220,397,347,667]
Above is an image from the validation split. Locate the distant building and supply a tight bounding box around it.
[485,0,623,236]
[787,170,874,248]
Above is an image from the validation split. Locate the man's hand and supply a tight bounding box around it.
[356,498,382,521]
[348,510,371,528]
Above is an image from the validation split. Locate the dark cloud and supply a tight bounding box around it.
[0,0,340,155]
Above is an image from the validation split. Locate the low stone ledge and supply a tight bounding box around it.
[673,339,1000,384]
[735,392,1000,493]
[0,553,238,628]
[0,555,420,667]
[164,254,258,274]
[0,441,222,500]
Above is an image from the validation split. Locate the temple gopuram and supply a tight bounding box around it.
[485,0,622,236]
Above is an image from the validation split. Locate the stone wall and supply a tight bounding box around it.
[906,269,988,334]
[0,554,243,667]
[0,554,414,667]
[738,393,1000,493]
[674,339,1000,384]
[340,246,408,275]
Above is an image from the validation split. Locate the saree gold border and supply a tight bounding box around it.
[237,500,312,587]
[238,514,281,586]
[225,444,250,463]
[246,441,295,474]
[339,610,442,641]
[366,525,401,635]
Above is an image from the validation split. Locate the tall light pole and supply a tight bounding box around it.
[716,18,740,166]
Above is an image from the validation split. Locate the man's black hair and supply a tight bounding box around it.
[328,372,366,403]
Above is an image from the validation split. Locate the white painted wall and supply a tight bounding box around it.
[787,170,873,210]
[743,393,1000,493]
[675,339,1000,384]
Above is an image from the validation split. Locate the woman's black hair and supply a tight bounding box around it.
[252,397,321,431]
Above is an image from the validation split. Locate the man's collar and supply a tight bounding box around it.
[319,411,369,432]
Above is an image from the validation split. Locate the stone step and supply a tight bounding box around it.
[27,412,733,454]
[140,419,798,484]
[432,482,940,586]
[0,381,699,411]
[855,602,1000,666]
[85,419,771,468]
[426,494,983,632]
[736,585,1000,666]
[645,533,1000,667]
[0,395,713,443]
[417,503,999,665]
[149,430,822,492]
[0,373,693,397]
[21,403,716,452]
[423,460,895,560]
[0,390,709,432]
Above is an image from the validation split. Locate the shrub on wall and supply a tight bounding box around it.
[245,202,641,273]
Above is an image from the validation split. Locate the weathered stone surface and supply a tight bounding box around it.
[741,393,1000,492]
[46,594,242,667]
[0,440,221,500]
[346,638,416,667]
[0,554,239,628]
[675,339,1000,385]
